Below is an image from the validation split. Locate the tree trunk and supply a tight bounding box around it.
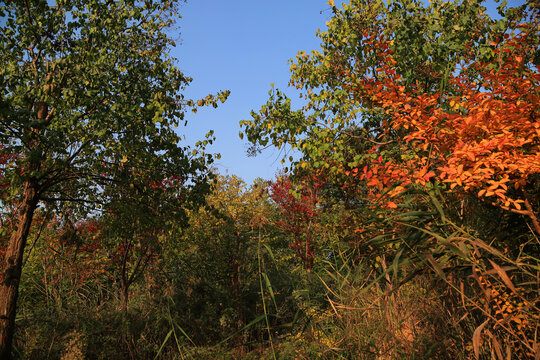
[522,192,540,236]
[0,181,39,359]
[231,230,246,354]
[120,275,129,313]
[305,219,313,281]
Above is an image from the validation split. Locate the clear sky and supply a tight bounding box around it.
[172,0,330,184]
[171,0,524,185]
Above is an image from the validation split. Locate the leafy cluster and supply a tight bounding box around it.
[1,0,539,359]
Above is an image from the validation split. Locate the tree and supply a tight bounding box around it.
[100,171,190,313]
[0,1,227,356]
[241,0,539,232]
[338,2,540,232]
[241,0,493,171]
[270,174,322,275]
[167,175,273,344]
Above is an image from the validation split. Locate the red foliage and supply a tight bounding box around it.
[270,174,324,271]
[0,145,17,194]
[43,218,108,288]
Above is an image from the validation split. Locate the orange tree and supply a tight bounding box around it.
[242,0,538,230]
[241,0,539,357]
[345,6,540,232]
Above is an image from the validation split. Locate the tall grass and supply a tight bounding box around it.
[307,187,540,359]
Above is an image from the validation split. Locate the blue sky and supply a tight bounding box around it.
[171,0,524,185]
[173,0,330,184]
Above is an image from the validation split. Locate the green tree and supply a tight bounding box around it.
[240,0,520,185]
[165,176,273,342]
[0,1,227,356]
[100,170,192,313]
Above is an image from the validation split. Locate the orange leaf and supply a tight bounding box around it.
[387,201,398,208]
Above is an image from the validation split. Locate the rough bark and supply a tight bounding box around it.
[0,181,39,359]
